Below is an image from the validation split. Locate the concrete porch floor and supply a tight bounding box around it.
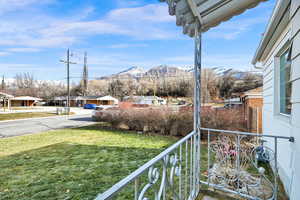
[196,190,238,200]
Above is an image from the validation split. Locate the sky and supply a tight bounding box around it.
[0,0,276,81]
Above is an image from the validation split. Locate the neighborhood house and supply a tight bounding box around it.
[123,96,167,105]
[53,96,119,107]
[10,96,42,107]
[241,87,263,133]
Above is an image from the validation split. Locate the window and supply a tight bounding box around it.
[279,48,292,115]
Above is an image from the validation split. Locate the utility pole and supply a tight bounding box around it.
[60,49,76,113]
[82,52,88,96]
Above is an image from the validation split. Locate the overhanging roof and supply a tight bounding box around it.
[97,96,118,102]
[0,92,14,99]
[159,0,267,37]
[252,0,291,64]
[12,96,42,101]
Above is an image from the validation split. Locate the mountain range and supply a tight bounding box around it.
[98,65,193,80]
[98,65,258,80]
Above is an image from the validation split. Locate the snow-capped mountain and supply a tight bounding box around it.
[211,67,254,79]
[145,65,191,77]
[116,66,145,76]
[99,65,192,80]
[211,67,234,76]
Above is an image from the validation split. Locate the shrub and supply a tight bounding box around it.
[201,108,246,132]
[93,107,246,137]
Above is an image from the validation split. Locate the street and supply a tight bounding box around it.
[0,114,96,138]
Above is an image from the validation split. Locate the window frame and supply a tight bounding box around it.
[274,42,292,118]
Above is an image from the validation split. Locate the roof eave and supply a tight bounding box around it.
[252,0,291,65]
[160,0,268,37]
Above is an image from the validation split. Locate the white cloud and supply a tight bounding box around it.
[0,52,10,56]
[6,48,41,53]
[0,3,178,49]
[40,4,176,40]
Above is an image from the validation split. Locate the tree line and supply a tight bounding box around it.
[1,69,262,102]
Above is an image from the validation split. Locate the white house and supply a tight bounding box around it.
[124,96,167,105]
[252,0,300,199]
[10,96,42,107]
[97,96,119,105]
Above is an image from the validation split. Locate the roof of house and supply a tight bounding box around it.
[241,87,263,98]
[124,96,165,101]
[252,0,291,64]
[0,92,14,99]
[54,96,100,101]
[159,0,267,37]
[12,96,42,101]
[97,96,119,102]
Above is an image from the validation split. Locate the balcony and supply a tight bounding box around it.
[95,128,293,200]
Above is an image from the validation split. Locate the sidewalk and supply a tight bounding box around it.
[0,106,93,115]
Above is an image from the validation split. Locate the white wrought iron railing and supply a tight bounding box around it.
[199,128,294,200]
[95,130,201,200]
[95,128,294,200]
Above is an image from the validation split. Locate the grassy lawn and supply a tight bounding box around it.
[0,112,72,121]
[0,124,176,200]
[0,125,288,200]
[10,107,40,110]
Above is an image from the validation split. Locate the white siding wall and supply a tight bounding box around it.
[261,1,300,199]
[289,1,300,199]
[262,23,293,195]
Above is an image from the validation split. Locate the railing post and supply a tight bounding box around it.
[134,178,139,200]
[194,22,202,197]
[274,137,278,200]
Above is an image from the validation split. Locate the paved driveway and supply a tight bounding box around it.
[0,114,96,138]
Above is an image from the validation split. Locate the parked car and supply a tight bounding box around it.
[83,104,97,109]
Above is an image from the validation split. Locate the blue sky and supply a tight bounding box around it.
[0,0,276,81]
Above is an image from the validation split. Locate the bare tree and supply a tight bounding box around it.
[14,73,36,96]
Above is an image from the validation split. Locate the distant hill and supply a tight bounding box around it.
[145,65,191,77]
[211,67,262,80]
[98,65,192,80]
[98,65,262,91]
[116,66,145,77]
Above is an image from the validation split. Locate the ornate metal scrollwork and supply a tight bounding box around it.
[208,135,276,199]
[138,167,160,200]
[137,151,182,200]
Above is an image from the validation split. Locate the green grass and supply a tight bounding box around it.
[10,107,39,110]
[0,124,176,200]
[0,112,58,121]
[0,112,75,121]
[0,126,288,200]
